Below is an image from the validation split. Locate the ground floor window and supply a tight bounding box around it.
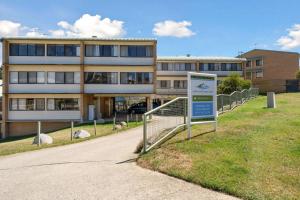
[157,80,171,89]
[9,98,45,111]
[47,98,79,111]
[255,69,263,78]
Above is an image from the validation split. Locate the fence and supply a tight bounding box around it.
[142,88,259,153]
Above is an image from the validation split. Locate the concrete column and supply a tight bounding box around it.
[146,97,153,111]
[267,92,276,108]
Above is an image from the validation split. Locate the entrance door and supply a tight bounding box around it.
[286,80,299,92]
[88,105,95,120]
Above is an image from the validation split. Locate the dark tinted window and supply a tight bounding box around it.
[28,72,37,84]
[47,45,56,56]
[55,72,65,83]
[65,72,74,84]
[27,44,36,56]
[18,44,28,56]
[18,72,27,84]
[56,45,64,56]
[9,44,19,56]
[36,44,45,56]
[65,45,76,56]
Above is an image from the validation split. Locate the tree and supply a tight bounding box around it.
[296,70,300,79]
[218,73,251,94]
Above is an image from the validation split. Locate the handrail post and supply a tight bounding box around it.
[229,95,232,110]
[183,98,187,125]
[143,113,147,153]
[221,95,224,112]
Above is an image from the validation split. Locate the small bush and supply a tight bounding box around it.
[218,73,251,94]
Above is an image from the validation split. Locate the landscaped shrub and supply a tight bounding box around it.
[296,70,300,79]
[218,73,251,94]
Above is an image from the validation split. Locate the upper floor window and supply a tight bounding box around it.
[9,71,45,84]
[208,63,215,71]
[246,61,251,67]
[47,44,80,56]
[231,63,238,71]
[256,59,262,66]
[161,63,169,71]
[9,44,45,56]
[174,80,187,89]
[157,80,171,89]
[120,72,153,84]
[85,45,118,57]
[185,63,191,71]
[221,63,227,71]
[84,72,118,84]
[120,45,153,57]
[199,63,204,71]
[47,72,80,84]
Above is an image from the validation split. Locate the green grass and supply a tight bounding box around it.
[138,93,300,200]
[0,121,142,156]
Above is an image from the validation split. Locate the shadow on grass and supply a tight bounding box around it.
[166,129,215,145]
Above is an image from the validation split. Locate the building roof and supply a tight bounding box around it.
[240,49,299,56]
[157,56,246,62]
[0,36,157,42]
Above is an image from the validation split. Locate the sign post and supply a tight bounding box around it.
[187,72,217,139]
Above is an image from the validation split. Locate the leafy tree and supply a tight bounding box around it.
[218,73,251,94]
[296,70,300,79]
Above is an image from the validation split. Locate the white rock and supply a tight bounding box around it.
[33,134,53,145]
[120,121,127,127]
[115,124,122,130]
[74,130,91,139]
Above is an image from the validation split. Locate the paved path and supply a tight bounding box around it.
[0,126,239,200]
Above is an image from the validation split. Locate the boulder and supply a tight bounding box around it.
[120,121,127,127]
[33,134,53,145]
[74,130,91,139]
[115,124,122,130]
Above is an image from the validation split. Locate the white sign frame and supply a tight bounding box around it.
[187,72,217,139]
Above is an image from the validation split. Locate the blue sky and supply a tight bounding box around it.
[1,0,300,58]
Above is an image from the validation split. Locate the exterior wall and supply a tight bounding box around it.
[84,57,154,65]
[9,56,80,65]
[242,49,299,92]
[8,111,81,120]
[85,84,153,94]
[9,84,81,93]
[8,121,70,137]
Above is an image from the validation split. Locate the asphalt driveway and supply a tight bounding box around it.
[0,126,239,200]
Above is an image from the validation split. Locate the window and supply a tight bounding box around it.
[47,72,55,83]
[161,63,168,71]
[199,63,204,71]
[120,72,153,84]
[9,98,46,111]
[47,72,79,84]
[84,72,118,84]
[10,99,18,110]
[47,98,79,111]
[9,44,45,56]
[174,80,187,89]
[255,69,263,78]
[256,59,262,66]
[65,72,74,84]
[9,72,18,83]
[208,63,215,71]
[231,63,238,71]
[36,99,45,110]
[85,45,117,57]
[185,63,191,71]
[245,71,252,80]
[37,72,45,83]
[221,63,227,71]
[18,72,27,84]
[246,61,251,67]
[159,80,170,89]
[18,99,26,110]
[47,44,79,56]
[28,72,37,84]
[120,45,153,57]
[55,72,65,83]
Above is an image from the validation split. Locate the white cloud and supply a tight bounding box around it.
[0,20,21,37]
[153,20,195,38]
[277,24,300,50]
[50,14,125,38]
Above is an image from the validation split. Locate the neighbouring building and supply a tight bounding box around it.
[240,49,300,93]
[155,56,245,102]
[1,37,157,137]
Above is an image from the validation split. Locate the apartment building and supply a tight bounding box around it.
[155,56,245,102]
[240,49,300,93]
[1,37,156,137]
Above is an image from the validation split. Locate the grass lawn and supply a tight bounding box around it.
[0,121,142,156]
[138,93,300,200]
